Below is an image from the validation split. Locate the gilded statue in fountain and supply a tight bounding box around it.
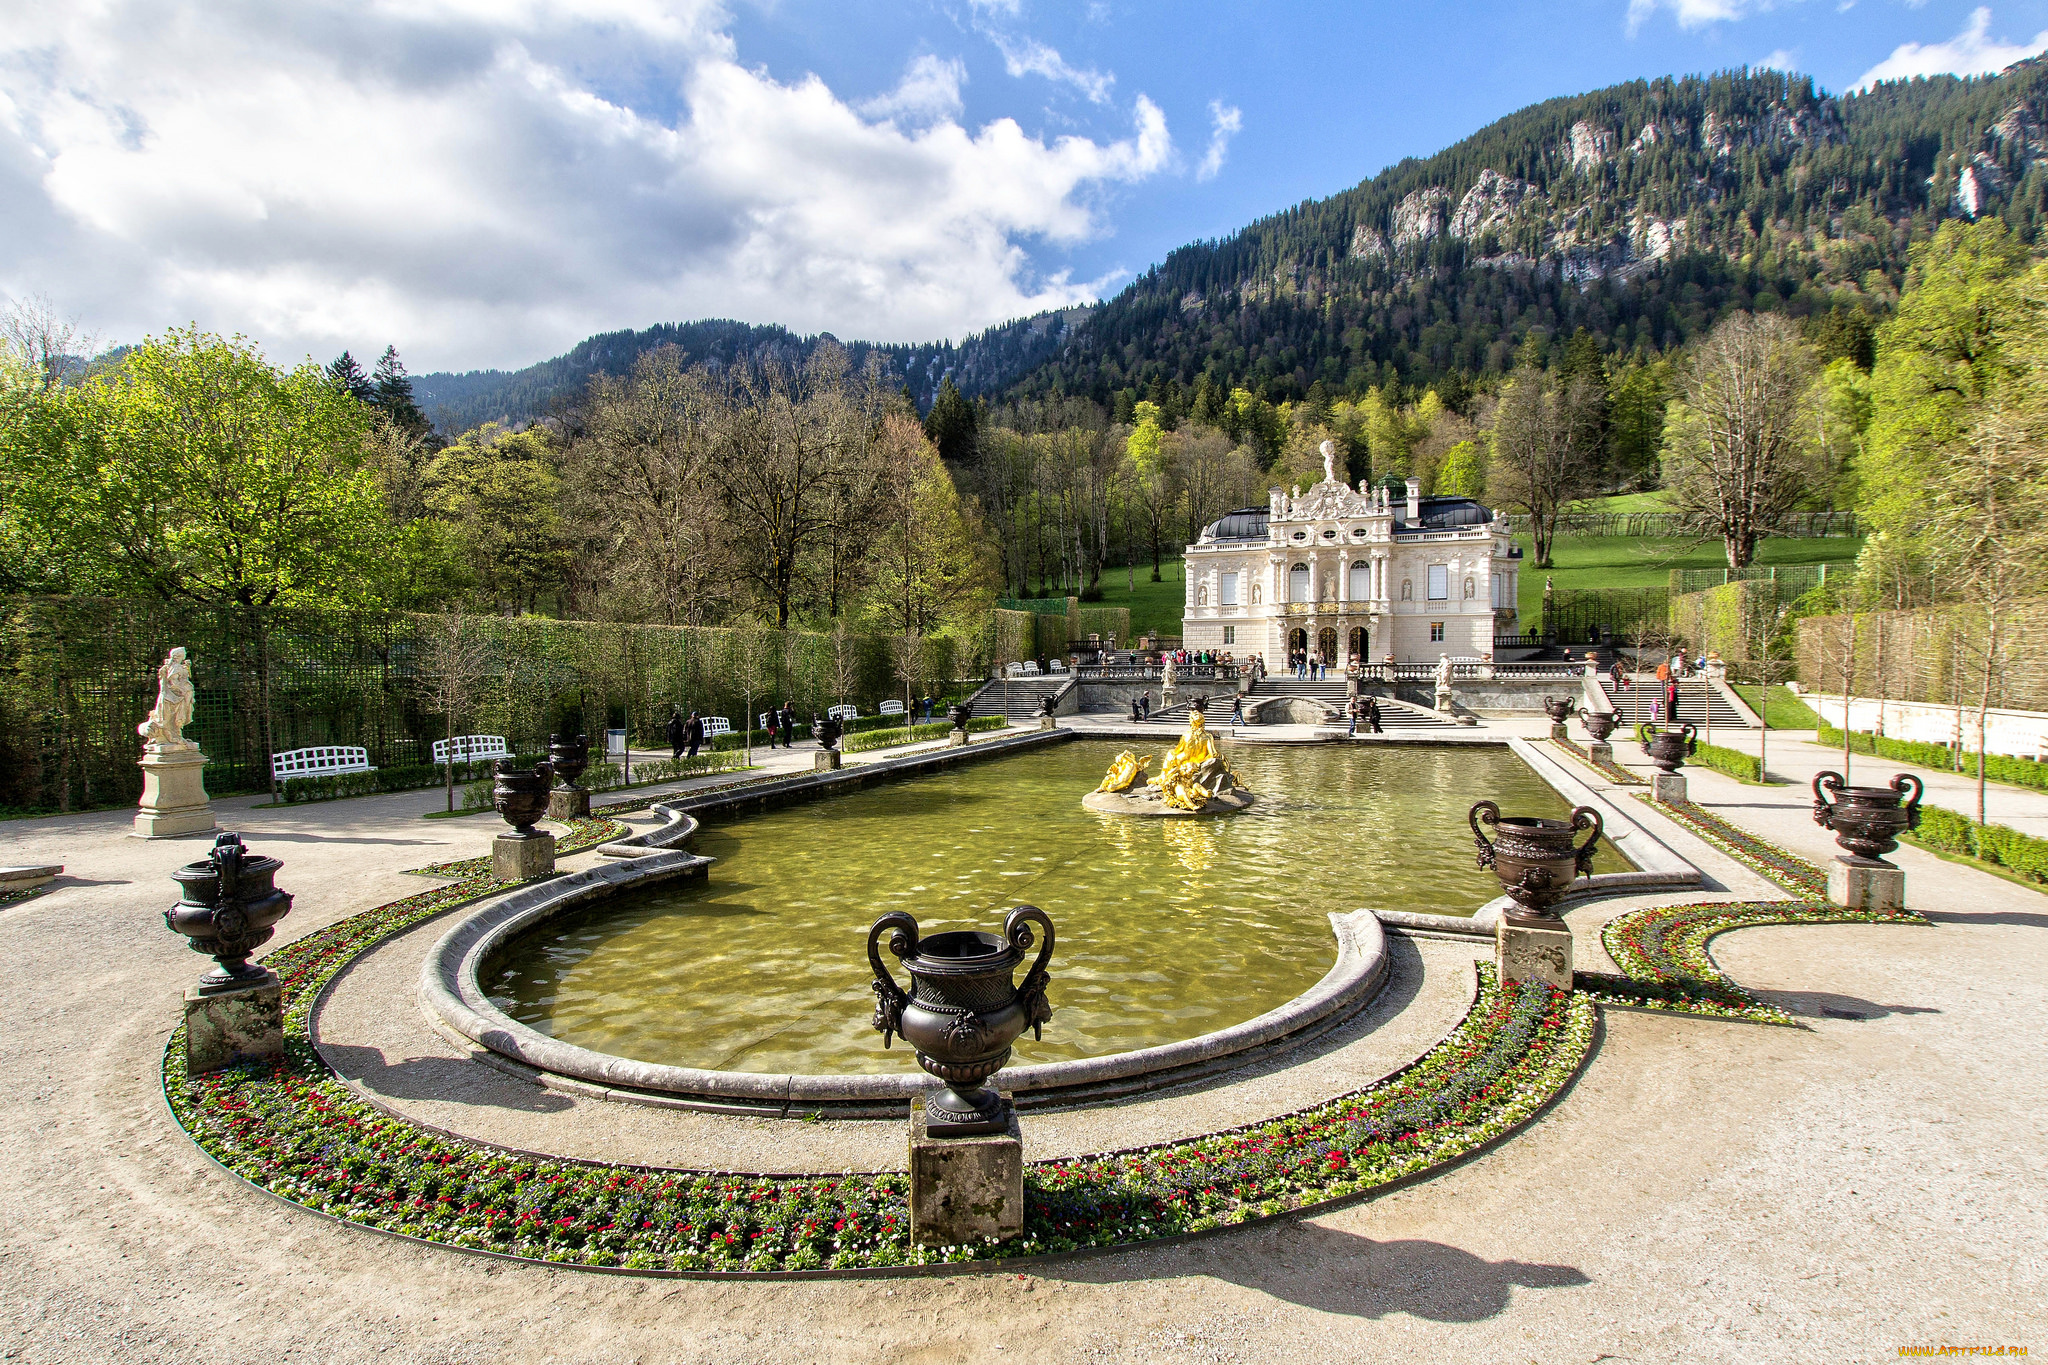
[1084,701,1254,817]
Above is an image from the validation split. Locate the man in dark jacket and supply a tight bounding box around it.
[684,711,704,759]
[780,701,798,744]
[1364,696,1384,734]
[665,708,685,760]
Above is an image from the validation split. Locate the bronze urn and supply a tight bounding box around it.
[166,833,294,992]
[1470,800,1603,922]
[868,905,1055,1135]
[1037,691,1059,718]
[814,714,844,750]
[947,701,973,731]
[492,757,555,837]
[1542,696,1574,725]
[1640,723,1697,774]
[547,733,589,790]
[1579,708,1619,742]
[1812,771,1923,865]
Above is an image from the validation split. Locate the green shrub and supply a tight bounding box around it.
[279,753,546,804]
[1690,741,1763,784]
[1907,803,2048,886]
[1912,804,1975,857]
[1816,723,2048,793]
[840,716,1007,754]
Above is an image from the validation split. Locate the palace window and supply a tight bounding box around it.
[1347,562,1368,600]
[1223,626,1235,644]
[1427,565,1449,600]
[1430,622,1445,642]
[1289,564,1310,603]
[1220,572,1239,606]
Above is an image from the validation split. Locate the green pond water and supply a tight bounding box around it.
[489,739,1626,1075]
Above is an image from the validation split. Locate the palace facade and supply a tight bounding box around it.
[1179,476,1522,665]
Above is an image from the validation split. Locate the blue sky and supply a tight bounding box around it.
[4,0,2045,372]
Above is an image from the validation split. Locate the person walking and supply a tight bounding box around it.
[1365,696,1384,734]
[684,711,703,759]
[780,700,798,746]
[1231,694,1245,728]
[665,707,685,761]
[763,708,780,749]
[1347,696,1359,736]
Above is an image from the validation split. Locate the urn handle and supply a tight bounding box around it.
[865,910,919,1048]
[1678,722,1697,753]
[1005,904,1056,1040]
[1569,804,1605,877]
[1469,800,1501,871]
[1891,772,1924,830]
[1812,770,1844,829]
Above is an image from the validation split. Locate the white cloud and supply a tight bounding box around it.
[859,54,967,125]
[990,33,1116,104]
[1626,0,1755,37]
[1757,47,1800,70]
[1855,6,2048,87]
[0,1,1172,370]
[1196,99,1241,181]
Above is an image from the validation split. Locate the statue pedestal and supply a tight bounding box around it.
[1037,715,1057,731]
[814,750,842,771]
[1549,723,1569,740]
[547,787,589,820]
[183,970,283,1076]
[946,730,969,747]
[1496,917,1573,990]
[1827,858,1905,913]
[492,832,555,882]
[1651,773,1688,804]
[908,1100,1023,1247]
[1434,687,1454,713]
[133,745,216,840]
[1589,741,1614,765]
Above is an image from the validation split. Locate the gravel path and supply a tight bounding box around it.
[2,725,2043,1363]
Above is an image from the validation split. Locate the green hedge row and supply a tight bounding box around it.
[1689,741,1764,784]
[458,750,752,811]
[839,716,1008,754]
[1816,723,2048,793]
[1911,805,2048,885]
[280,754,545,804]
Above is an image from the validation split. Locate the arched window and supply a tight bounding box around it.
[1401,579,1412,601]
[1288,563,1310,603]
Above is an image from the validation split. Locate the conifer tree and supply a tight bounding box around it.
[922,377,978,464]
[371,345,431,439]
[327,351,374,403]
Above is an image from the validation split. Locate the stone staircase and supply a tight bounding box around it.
[966,676,1072,720]
[1155,677,1456,729]
[1598,679,1752,729]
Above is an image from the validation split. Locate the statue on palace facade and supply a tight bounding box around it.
[1319,438,1338,485]
[138,648,198,751]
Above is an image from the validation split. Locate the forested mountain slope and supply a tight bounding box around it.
[1020,63,2048,406]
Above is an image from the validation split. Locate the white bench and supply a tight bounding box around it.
[1047,659,1068,674]
[1019,661,1041,676]
[431,734,509,765]
[878,700,906,717]
[826,704,860,722]
[273,746,375,782]
[702,717,732,737]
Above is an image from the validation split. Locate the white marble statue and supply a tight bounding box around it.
[1435,653,1455,690]
[138,647,198,751]
[1161,654,1177,694]
[1319,438,1338,485]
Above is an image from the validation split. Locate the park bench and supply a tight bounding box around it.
[702,717,733,737]
[430,734,510,765]
[826,704,860,722]
[272,746,375,783]
[878,700,906,717]
[1047,659,1068,674]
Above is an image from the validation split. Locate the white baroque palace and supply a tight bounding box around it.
[1180,465,1521,665]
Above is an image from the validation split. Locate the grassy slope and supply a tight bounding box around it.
[1087,558,1187,638]
[1732,683,1823,729]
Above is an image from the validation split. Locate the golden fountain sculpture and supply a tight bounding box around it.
[1084,703,1254,817]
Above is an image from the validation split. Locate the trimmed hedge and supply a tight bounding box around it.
[456,750,751,811]
[1816,723,2048,794]
[1690,741,1764,784]
[1910,805,2048,886]
[281,754,544,805]
[840,716,1008,754]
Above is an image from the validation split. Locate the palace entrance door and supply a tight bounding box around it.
[1287,627,1307,664]
[1316,628,1337,665]
[1348,626,1368,661]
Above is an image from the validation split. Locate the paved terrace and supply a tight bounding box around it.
[0,716,2042,1363]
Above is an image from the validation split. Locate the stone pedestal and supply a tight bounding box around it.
[547,787,589,821]
[1434,688,1453,714]
[1549,722,1569,740]
[1827,857,1905,913]
[814,749,842,771]
[908,1100,1023,1247]
[183,971,284,1075]
[1037,715,1057,731]
[1650,772,1688,804]
[1496,917,1573,990]
[492,832,556,882]
[1589,741,1613,765]
[946,730,969,747]
[133,745,216,839]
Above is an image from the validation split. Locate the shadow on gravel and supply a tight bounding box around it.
[1748,989,1942,1022]
[1063,1225,1589,1319]
[319,1043,574,1113]
[233,831,442,845]
[1917,909,2048,929]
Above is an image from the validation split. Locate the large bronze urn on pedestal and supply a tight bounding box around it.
[1542,696,1574,726]
[1812,771,1923,864]
[868,905,1055,1135]
[166,833,295,991]
[1470,800,1603,924]
[947,701,973,731]
[492,757,555,837]
[1578,708,1618,743]
[1640,723,1697,774]
[547,733,589,790]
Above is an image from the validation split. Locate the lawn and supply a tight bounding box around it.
[1573,491,1675,513]
[1515,533,1863,620]
[1084,557,1189,639]
[1732,684,1822,729]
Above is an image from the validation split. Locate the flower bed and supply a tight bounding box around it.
[1577,898,1927,1024]
[1635,793,1829,900]
[1552,737,1645,785]
[165,856,1596,1276]
[402,816,631,880]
